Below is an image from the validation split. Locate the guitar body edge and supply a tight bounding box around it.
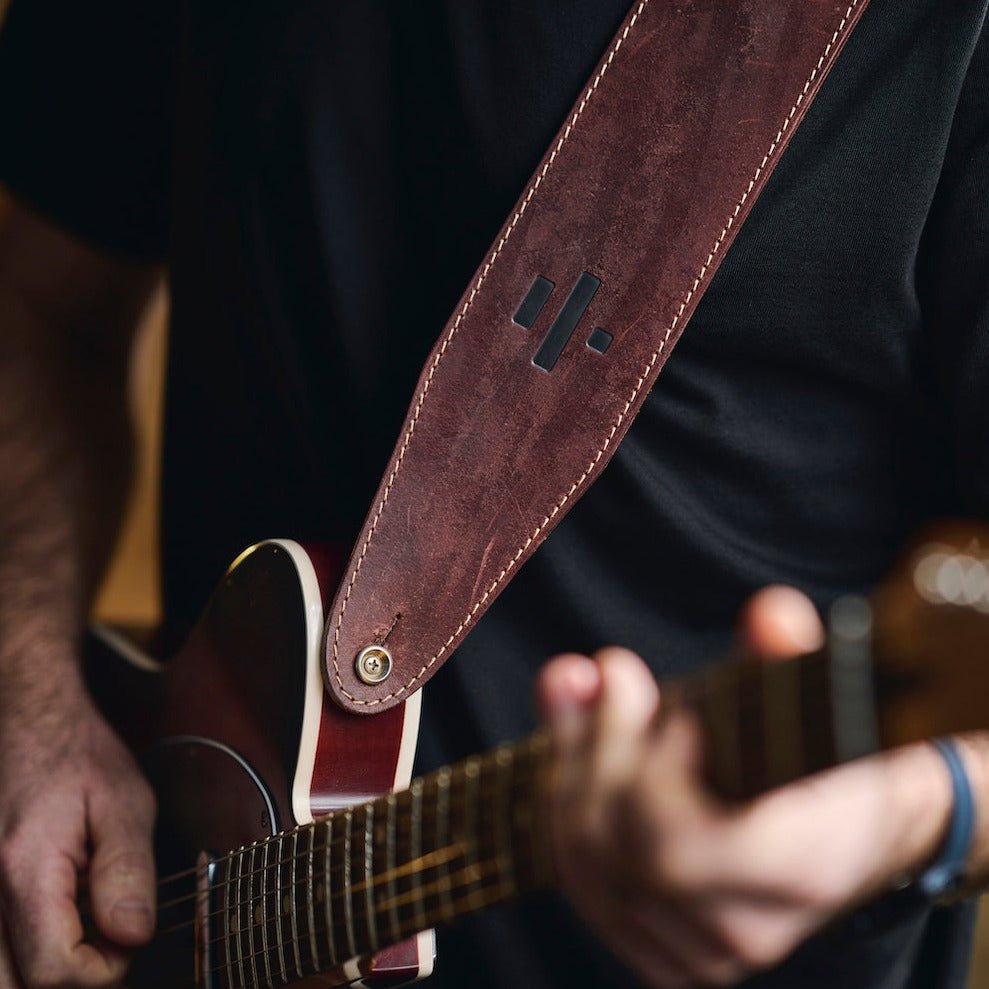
[282,540,435,987]
[85,540,434,988]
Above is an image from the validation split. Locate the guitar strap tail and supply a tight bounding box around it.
[324,0,872,714]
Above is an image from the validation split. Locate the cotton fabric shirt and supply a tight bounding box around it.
[1,1,988,986]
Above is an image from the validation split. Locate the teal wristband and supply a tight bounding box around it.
[917,738,975,898]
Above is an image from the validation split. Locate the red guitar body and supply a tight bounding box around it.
[85,540,434,989]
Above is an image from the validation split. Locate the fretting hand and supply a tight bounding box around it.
[536,587,968,988]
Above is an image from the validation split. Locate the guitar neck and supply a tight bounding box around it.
[214,734,551,985]
[684,606,877,802]
[211,598,897,985]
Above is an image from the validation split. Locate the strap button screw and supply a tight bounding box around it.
[355,646,393,685]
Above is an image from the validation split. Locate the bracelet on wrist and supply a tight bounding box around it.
[917,738,976,899]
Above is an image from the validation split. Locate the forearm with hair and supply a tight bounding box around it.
[0,283,134,704]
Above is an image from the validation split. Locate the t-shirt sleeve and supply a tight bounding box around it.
[0,0,178,260]
[920,9,989,515]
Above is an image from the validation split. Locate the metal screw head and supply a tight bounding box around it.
[355,645,393,685]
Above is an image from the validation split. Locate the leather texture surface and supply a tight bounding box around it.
[324,0,872,713]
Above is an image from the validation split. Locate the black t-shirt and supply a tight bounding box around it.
[2,1,988,987]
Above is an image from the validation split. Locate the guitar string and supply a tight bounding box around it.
[208,885,513,989]
[121,835,512,953]
[204,885,513,989]
[104,758,539,918]
[79,650,827,905]
[79,657,828,926]
[126,647,803,899]
[149,738,541,893]
[75,771,529,942]
[201,849,509,951]
[204,860,511,989]
[184,661,827,936]
[183,796,523,936]
[71,746,525,904]
[130,854,510,988]
[74,806,507,931]
[77,663,840,989]
[72,753,529,931]
[179,670,837,989]
[79,652,832,961]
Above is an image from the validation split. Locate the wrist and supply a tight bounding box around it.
[915,739,977,897]
[881,743,955,888]
[0,632,88,719]
[942,734,989,895]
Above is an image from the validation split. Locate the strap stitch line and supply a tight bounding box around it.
[330,0,649,700]
[332,0,858,705]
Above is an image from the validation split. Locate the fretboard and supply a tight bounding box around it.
[211,735,550,989]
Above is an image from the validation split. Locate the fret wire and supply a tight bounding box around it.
[739,663,765,796]
[463,757,480,883]
[245,844,263,989]
[522,748,539,880]
[762,654,803,788]
[257,841,273,988]
[409,778,426,933]
[384,792,401,944]
[222,854,237,989]
[361,804,379,953]
[342,809,357,959]
[510,758,532,881]
[305,825,321,971]
[286,830,303,980]
[320,815,336,967]
[275,836,291,984]
[434,768,455,924]
[233,850,248,989]
[292,827,315,978]
[493,744,517,897]
[804,650,839,773]
[524,739,551,884]
[269,837,288,985]
[701,664,743,797]
[760,662,775,788]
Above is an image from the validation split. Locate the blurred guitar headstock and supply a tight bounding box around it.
[871,520,989,748]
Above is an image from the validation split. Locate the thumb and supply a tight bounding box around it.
[87,784,157,948]
[737,585,824,661]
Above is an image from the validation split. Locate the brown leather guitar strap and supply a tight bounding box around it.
[324,0,872,714]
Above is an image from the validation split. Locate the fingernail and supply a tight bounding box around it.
[555,658,600,704]
[547,680,593,746]
[111,900,153,939]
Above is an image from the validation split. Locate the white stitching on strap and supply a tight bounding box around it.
[333,0,860,705]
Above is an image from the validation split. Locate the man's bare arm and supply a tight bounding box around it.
[0,194,162,988]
